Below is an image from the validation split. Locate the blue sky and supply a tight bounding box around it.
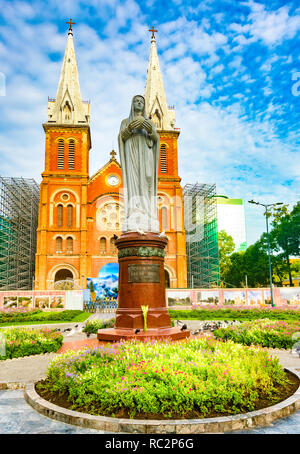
[0,0,299,246]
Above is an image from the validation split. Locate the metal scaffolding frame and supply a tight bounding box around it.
[183,182,220,288]
[0,177,39,290]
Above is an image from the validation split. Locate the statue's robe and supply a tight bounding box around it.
[118,97,160,233]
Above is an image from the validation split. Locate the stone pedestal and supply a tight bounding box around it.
[97,232,190,342]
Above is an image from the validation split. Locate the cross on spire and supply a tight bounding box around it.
[66,18,76,32]
[110,150,116,160]
[148,26,158,40]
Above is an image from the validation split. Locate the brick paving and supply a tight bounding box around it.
[57,337,107,353]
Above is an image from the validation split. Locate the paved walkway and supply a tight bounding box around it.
[1,317,300,434]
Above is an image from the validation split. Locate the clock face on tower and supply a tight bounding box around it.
[107,174,120,186]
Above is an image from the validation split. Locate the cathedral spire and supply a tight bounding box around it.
[144,27,175,130]
[47,20,90,125]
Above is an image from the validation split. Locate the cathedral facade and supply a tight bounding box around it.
[34,25,187,291]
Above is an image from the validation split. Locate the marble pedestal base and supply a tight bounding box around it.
[97,232,190,342]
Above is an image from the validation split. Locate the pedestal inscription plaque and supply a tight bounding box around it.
[128,264,160,283]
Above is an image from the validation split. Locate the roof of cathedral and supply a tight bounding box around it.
[88,150,121,184]
[46,22,90,126]
[144,30,175,131]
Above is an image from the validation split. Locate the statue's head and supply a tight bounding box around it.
[131,95,145,116]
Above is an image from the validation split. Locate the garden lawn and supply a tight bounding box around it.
[37,336,294,419]
[0,327,63,359]
[214,319,300,349]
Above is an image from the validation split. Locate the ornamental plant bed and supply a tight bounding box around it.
[214,319,300,349]
[35,337,299,420]
[0,327,63,359]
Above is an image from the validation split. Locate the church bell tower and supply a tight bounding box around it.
[144,27,187,288]
[35,20,91,290]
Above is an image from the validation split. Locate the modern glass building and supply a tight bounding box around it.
[215,196,247,252]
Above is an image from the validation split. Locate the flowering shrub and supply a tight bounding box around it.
[39,337,290,419]
[0,327,63,359]
[214,319,300,349]
[169,307,300,322]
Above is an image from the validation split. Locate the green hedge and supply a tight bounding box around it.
[0,309,84,325]
[169,308,300,322]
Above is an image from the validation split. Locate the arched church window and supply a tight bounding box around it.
[67,204,73,227]
[57,204,63,227]
[56,236,62,253]
[110,237,116,255]
[66,237,73,253]
[68,140,75,169]
[162,206,168,230]
[58,140,64,169]
[100,237,106,255]
[160,144,167,173]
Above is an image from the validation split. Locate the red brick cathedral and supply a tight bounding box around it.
[34,25,187,290]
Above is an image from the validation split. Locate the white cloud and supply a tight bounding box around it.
[231,1,300,47]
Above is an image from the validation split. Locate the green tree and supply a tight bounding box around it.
[269,202,300,286]
[218,230,235,281]
[222,251,245,287]
[223,239,270,288]
[220,202,300,289]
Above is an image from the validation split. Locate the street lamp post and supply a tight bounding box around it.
[248,200,283,307]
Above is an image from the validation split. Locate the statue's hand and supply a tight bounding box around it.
[121,128,131,141]
[128,119,143,131]
[142,119,153,133]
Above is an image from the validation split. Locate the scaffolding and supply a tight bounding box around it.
[183,183,220,288]
[0,177,40,290]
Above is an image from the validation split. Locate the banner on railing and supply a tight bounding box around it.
[166,287,300,308]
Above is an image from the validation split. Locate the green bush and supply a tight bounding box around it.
[214,319,300,349]
[82,318,115,335]
[40,337,290,419]
[0,327,63,359]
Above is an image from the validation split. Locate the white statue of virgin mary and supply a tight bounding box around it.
[118,95,160,233]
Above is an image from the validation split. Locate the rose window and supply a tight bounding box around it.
[97,203,124,231]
